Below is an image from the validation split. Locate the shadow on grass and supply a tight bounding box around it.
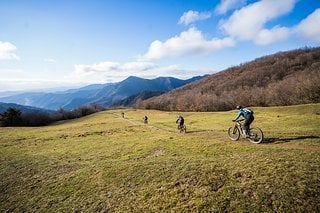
[264,135,320,144]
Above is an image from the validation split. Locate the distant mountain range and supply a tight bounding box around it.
[0,75,207,110]
[0,102,54,114]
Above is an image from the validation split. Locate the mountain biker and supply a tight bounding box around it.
[143,115,148,124]
[176,115,184,129]
[232,105,254,137]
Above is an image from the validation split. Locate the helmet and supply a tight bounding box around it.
[236,105,242,110]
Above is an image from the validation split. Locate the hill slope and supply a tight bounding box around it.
[111,90,165,107]
[1,104,319,211]
[139,47,320,111]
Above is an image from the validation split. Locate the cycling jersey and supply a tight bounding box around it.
[233,108,252,120]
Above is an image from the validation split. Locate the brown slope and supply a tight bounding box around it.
[138,47,320,111]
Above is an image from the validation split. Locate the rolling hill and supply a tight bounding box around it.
[1,104,319,211]
[0,76,206,110]
[139,47,320,111]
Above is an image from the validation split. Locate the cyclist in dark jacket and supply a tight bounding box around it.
[144,115,148,124]
[232,105,254,137]
[176,115,184,129]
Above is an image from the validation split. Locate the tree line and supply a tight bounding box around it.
[0,103,104,127]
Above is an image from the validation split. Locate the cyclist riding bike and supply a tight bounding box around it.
[232,105,254,137]
[176,115,184,130]
[143,115,148,124]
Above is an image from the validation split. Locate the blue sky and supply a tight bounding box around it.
[0,0,319,91]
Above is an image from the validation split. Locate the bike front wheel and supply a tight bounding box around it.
[228,126,240,141]
[248,127,264,144]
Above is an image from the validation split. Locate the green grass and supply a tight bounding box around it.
[1,104,320,212]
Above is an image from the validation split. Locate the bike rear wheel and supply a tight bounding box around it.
[248,127,264,144]
[178,125,187,133]
[228,126,240,141]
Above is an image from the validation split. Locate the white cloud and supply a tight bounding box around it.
[255,26,290,45]
[72,61,158,83]
[73,61,157,76]
[178,10,211,25]
[120,61,158,71]
[0,41,20,60]
[294,8,320,43]
[74,61,120,75]
[141,27,235,60]
[215,0,247,15]
[69,59,213,84]
[220,0,296,42]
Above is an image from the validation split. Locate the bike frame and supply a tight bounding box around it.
[234,119,247,137]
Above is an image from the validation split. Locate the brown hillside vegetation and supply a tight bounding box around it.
[138,47,320,111]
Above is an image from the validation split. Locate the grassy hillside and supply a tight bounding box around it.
[1,104,319,212]
[139,47,320,111]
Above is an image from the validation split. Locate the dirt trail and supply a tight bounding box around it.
[106,111,179,134]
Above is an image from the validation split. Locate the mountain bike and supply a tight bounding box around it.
[228,119,264,144]
[178,124,187,133]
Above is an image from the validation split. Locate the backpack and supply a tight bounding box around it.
[243,108,254,115]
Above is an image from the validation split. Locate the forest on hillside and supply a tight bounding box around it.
[137,47,320,111]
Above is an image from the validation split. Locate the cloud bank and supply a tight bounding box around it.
[0,41,19,60]
[142,0,320,60]
[220,0,295,43]
[70,60,212,83]
[294,8,320,43]
[141,27,235,61]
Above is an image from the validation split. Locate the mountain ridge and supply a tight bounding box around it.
[0,75,207,110]
[0,102,54,114]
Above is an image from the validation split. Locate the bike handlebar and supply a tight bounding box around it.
[233,119,245,122]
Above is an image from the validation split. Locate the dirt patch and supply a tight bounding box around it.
[147,149,165,158]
